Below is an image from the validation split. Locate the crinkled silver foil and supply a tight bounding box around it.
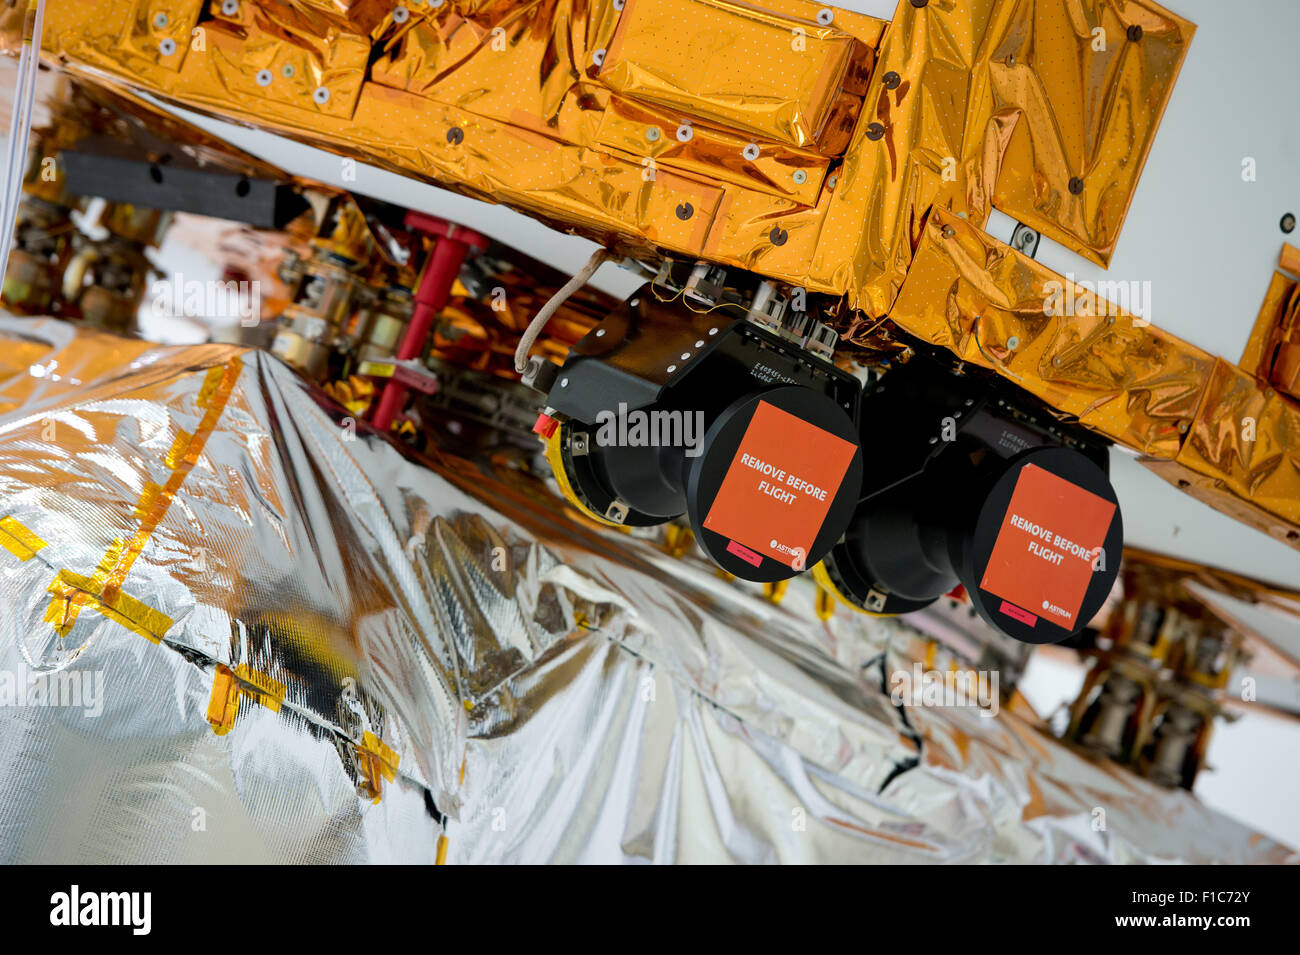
[0,316,1291,864]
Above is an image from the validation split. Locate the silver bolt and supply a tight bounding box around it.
[313,86,330,104]
[595,328,606,337]
[1007,336,1020,350]
[743,143,760,161]
[667,364,677,373]
[560,378,569,387]
[675,124,693,143]
[153,12,169,27]
[221,0,238,14]
[817,8,833,24]
[393,5,409,22]
[792,169,807,184]
[708,327,718,335]
[159,38,177,56]
[694,340,704,348]
[282,64,295,78]
[256,69,273,87]
[680,352,690,360]
[645,127,661,142]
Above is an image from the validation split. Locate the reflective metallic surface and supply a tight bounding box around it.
[0,317,1289,863]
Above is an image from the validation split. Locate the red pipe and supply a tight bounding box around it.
[370,214,487,431]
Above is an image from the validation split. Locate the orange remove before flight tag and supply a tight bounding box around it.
[979,463,1116,627]
[703,400,856,568]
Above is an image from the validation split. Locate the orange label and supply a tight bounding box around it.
[979,464,1116,627]
[703,401,856,568]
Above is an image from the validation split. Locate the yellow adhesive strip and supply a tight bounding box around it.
[0,515,47,561]
[43,356,243,641]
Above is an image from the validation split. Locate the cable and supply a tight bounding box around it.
[513,246,610,373]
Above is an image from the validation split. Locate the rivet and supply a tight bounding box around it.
[667,364,677,373]
[743,143,760,161]
[909,0,928,7]
[159,38,177,56]
[614,0,625,8]
[695,340,704,348]
[675,124,693,143]
[769,227,788,246]
[1127,24,1143,42]
[313,86,330,104]
[560,378,568,387]
[676,202,693,220]
[646,126,661,142]
[221,0,238,14]
[282,64,295,78]
[256,69,273,87]
[1282,212,1296,234]
[883,71,901,90]
[1068,176,1084,195]
[153,12,169,27]
[866,122,885,141]
[792,169,807,185]
[393,5,409,23]
[1007,336,1020,350]
[447,126,464,144]
[827,174,838,189]
[595,329,606,337]
[816,8,833,24]
[681,352,691,360]
[708,327,718,335]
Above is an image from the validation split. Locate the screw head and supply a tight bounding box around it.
[446,126,464,144]
[883,71,901,90]
[866,122,885,141]
[1068,176,1085,195]
[393,5,409,22]
[816,7,833,24]
[675,202,693,220]
[743,143,760,161]
[769,226,788,246]
[221,0,238,14]
[159,38,177,56]
[313,86,330,104]
[675,124,693,143]
[256,69,273,86]
[792,169,807,185]
[1127,24,1143,42]
[1007,336,1020,350]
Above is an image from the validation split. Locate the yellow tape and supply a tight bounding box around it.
[0,515,47,561]
[205,662,288,735]
[357,729,401,803]
[44,567,174,644]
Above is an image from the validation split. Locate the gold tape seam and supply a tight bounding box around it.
[44,568,174,644]
[42,356,243,639]
[0,515,47,561]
